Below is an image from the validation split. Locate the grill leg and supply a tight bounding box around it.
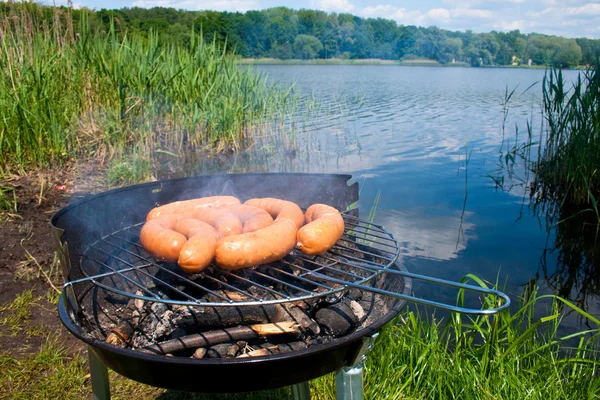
[290,381,311,400]
[88,346,111,400]
[335,364,364,400]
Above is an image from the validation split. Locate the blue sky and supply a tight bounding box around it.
[49,0,600,38]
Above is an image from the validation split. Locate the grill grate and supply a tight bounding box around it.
[63,214,400,307]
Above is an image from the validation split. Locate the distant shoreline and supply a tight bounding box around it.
[236,57,459,66]
[236,57,578,70]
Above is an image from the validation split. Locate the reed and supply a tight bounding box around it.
[532,67,600,216]
[0,3,294,176]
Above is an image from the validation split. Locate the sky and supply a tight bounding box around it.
[50,0,600,39]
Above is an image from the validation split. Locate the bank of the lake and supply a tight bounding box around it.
[238,57,467,67]
[237,57,580,69]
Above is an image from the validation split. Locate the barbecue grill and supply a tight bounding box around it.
[52,173,510,400]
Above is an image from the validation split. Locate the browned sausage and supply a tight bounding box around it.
[175,218,219,273]
[215,219,298,270]
[180,204,273,237]
[215,198,302,270]
[296,204,345,255]
[139,214,186,262]
[219,204,275,233]
[146,196,240,221]
[244,198,304,229]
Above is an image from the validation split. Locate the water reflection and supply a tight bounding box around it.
[537,202,600,312]
[378,209,475,262]
[491,113,600,317]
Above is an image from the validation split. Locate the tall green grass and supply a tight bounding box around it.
[0,3,294,176]
[533,67,600,216]
[311,284,600,399]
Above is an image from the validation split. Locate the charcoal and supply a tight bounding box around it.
[207,343,233,358]
[226,343,242,357]
[276,341,308,353]
[314,299,359,337]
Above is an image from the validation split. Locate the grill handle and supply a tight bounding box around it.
[316,268,511,315]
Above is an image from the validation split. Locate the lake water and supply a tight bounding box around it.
[179,65,595,328]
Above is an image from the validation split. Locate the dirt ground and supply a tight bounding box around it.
[0,163,107,357]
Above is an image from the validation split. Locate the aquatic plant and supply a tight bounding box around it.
[0,3,294,175]
[532,67,600,217]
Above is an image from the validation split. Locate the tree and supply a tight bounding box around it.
[293,34,323,59]
[439,37,462,63]
[577,38,600,66]
[553,39,582,68]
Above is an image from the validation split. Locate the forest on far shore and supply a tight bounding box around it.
[5,4,599,67]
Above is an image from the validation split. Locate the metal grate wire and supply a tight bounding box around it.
[63,214,400,307]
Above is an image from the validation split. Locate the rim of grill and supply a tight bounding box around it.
[63,213,400,307]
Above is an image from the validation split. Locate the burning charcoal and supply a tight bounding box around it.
[192,348,207,359]
[207,343,233,358]
[226,343,242,358]
[170,301,288,332]
[314,299,359,337]
[283,304,320,336]
[105,293,146,347]
[151,310,176,340]
[139,322,300,355]
[151,302,169,315]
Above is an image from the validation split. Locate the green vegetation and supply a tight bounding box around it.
[0,289,38,336]
[533,67,600,213]
[492,66,600,312]
[0,3,294,175]
[0,339,89,399]
[1,286,598,399]
[54,6,600,67]
[0,186,17,213]
[313,287,599,399]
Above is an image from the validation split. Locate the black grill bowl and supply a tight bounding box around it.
[58,263,408,393]
[52,173,410,393]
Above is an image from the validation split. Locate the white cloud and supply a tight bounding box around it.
[360,5,421,22]
[542,0,588,6]
[131,0,259,12]
[532,3,600,18]
[491,19,527,32]
[359,5,491,29]
[377,209,476,262]
[443,0,524,6]
[451,7,492,18]
[426,8,451,21]
[308,0,355,13]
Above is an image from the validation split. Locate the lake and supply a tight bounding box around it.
[177,65,594,328]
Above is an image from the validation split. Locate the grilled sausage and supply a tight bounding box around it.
[146,196,240,221]
[215,219,298,270]
[175,218,219,273]
[215,198,303,270]
[180,204,273,237]
[244,198,305,229]
[296,204,345,255]
[140,214,186,262]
